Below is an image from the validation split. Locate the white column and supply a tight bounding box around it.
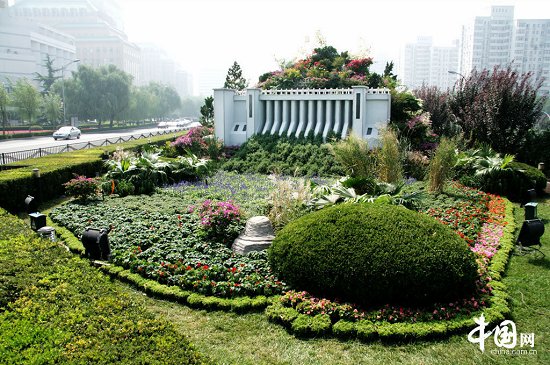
[342,100,351,139]
[262,100,273,134]
[295,100,306,137]
[314,100,324,136]
[322,100,333,139]
[279,100,290,135]
[287,100,298,136]
[333,100,342,135]
[271,100,281,134]
[304,100,315,136]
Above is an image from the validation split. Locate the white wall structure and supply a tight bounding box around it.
[214,87,391,146]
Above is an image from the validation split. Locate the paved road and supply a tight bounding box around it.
[0,127,183,155]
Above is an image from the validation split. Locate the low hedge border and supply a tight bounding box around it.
[47,213,274,314]
[265,199,516,341]
[0,208,208,364]
[0,131,186,213]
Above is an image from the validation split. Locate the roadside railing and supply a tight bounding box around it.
[0,128,183,166]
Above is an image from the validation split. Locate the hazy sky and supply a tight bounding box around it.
[118,0,549,86]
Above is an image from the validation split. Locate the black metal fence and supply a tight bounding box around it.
[0,129,182,166]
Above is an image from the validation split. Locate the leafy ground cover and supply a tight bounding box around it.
[0,208,208,364]
[50,172,287,299]
[118,196,550,365]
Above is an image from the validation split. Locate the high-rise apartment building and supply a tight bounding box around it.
[513,19,550,94]
[461,6,550,95]
[402,36,460,90]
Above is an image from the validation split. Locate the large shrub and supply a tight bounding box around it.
[269,204,478,307]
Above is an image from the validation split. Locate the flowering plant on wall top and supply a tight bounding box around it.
[256,45,397,90]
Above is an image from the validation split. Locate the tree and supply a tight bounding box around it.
[146,82,181,119]
[60,64,132,127]
[0,83,10,136]
[449,64,546,154]
[199,96,214,127]
[41,92,62,126]
[11,78,41,125]
[413,85,459,137]
[34,54,60,94]
[224,61,248,90]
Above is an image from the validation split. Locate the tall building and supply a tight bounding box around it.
[469,6,515,72]
[9,0,140,82]
[174,69,193,98]
[402,36,459,90]
[0,9,77,87]
[513,19,550,95]
[461,5,550,95]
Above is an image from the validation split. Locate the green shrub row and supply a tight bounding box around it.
[0,131,186,213]
[47,215,273,314]
[265,200,516,340]
[0,208,208,364]
[222,133,344,177]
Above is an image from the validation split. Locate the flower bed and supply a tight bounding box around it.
[266,183,516,340]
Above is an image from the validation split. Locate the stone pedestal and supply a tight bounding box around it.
[232,216,274,255]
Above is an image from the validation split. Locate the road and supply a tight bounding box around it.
[0,127,183,155]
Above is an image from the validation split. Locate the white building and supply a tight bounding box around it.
[402,36,460,90]
[0,9,77,87]
[9,0,140,82]
[461,5,550,95]
[513,19,550,95]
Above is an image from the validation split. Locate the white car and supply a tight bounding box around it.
[53,126,81,140]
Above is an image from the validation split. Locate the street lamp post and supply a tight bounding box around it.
[448,70,466,92]
[60,59,80,125]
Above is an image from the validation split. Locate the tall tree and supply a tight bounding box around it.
[0,83,9,136]
[99,65,133,127]
[41,92,63,126]
[34,54,60,94]
[449,64,546,154]
[199,96,214,127]
[11,78,41,125]
[146,82,181,119]
[224,61,248,90]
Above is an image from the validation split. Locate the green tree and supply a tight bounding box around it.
[0,83,10,136]
[60,64,132,127]
[34,54,60,94]
[146,82,181,119]
[224,61,248,90]
[11,78,41,125]
[199,96,214,127]
[41,92,63,126]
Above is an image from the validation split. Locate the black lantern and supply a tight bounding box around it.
[81,227,110,260]
[29,212,46,231]
[524,202,538,220]
[25,195,38,213]
[521,189,537,207]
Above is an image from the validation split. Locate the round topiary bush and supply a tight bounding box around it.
[268,203,479,307]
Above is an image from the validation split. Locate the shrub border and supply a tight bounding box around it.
[265,199,516,341]
[47,214,274,313]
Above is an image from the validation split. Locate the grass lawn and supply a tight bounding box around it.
[108,197,548,365]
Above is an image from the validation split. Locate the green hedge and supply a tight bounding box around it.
[0,208,208,364]
[265,199,516,341]
[0,131,186,213]
[269,203,478,306]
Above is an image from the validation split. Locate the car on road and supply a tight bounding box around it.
[53,126,81,140]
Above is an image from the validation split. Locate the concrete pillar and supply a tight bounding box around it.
[296,100,306,137]
[314,100,324,136]
[342,100,351,139]
[334,100,342,135]
[304,100,315,136]
[280,100,290,135]
[262,100,273,134]
[322,100,333,139]
[246,88,263,138]
[271,100,281,134]
[351,86,368,137]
